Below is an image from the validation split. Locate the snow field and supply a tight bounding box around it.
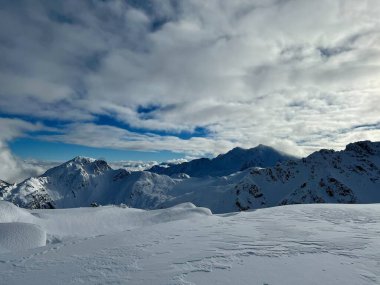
[0,223,46,253]
[0,201,379,284]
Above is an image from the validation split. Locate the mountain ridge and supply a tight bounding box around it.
[1,141,379,213]
[148,144,296,177]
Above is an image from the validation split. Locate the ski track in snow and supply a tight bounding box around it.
[0,204,379,284]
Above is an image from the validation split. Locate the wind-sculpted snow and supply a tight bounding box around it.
[0,223,46,253]
[0,201,211,242]
[1,141,380,213]
[0,202,379,284]
[0,202,46,253]
[0,201,35,223]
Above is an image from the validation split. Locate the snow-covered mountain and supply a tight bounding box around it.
[234,140,380,211]
[1,141,380,213]
[148,144,296,177]
[0,156,178,209]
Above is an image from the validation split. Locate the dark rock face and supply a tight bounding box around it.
[0,179,11,198]
[345,141,377,155]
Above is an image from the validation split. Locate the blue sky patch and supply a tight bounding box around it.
[10,138,185,162]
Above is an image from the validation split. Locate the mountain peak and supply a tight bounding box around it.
[345,140,379,155]
[150,144,295,177]
[256,143,266,148]
[226,146,246,155]
[67,156,111,171]
[43,156,111,178]
[228,144,274,155]
[255,144,272,150]
[70,156,96,164]
[231,146,245,151]
[230,144,272,152]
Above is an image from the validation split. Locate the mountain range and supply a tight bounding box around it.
[148,144,296,177]
[1,141,379,213]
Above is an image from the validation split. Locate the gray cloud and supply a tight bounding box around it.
[0,0,380,159]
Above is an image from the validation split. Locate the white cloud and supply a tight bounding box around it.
[37,123,235,156]
[0,118,50,182]
[0,0,380,159]
[109,160,158,172]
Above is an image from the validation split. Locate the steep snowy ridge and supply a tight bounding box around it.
[0,156,180,209]
[235,140,380,210]
[0,157,114,209]
[1,141,380,213]
[148,144,296,177]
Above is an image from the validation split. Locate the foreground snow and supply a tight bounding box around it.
[0,202,379,284]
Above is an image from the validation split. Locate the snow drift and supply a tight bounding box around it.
[0,201,211,247]
[0,202,379,284]
[0,201,46,252]
[0,223,46,253]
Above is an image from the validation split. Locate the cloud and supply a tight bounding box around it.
[108,160,159,172]
[36,122,235,156]
[0,0,380,159]
[0,118,50,182]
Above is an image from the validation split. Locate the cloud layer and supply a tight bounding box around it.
[1,0,380,161]
[0,118,48,182]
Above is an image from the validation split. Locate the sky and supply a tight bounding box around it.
[1,0,380,182]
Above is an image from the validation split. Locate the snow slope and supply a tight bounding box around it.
[149,144,296,177]
[1,141,380,213]
[0,157,177,209]
[234,140,380,211]
[0,201,379,284]
[0,202,46,253]
[0,223,46,253]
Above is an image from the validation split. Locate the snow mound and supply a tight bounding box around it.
[170,202,197,209]
[0,201,212,249]
[148,203,212,224]
[30,203,212,239]
[0,201,35,223]
[0,202,45,252]
[0,223,46,253]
